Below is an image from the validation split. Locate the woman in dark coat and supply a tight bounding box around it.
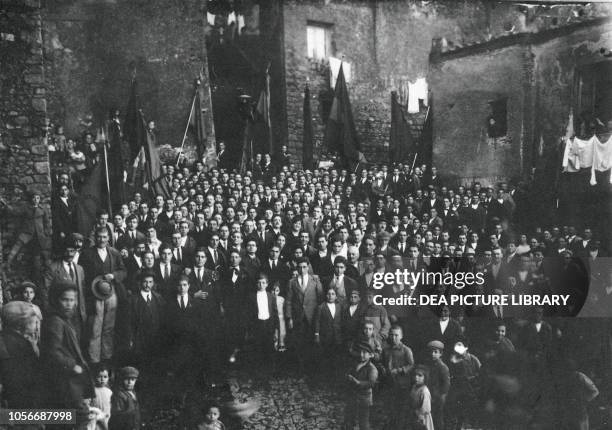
[41,280,95,411]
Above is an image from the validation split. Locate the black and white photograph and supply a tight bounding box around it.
[0,0,611,428]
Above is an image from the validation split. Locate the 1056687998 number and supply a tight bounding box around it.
[0,409,75,424]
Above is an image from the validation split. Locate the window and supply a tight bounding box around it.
[307,23,330,60]
[574,61,612,136]
[487,97,508,138]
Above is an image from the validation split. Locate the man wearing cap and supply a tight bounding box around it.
[0,301,44,409]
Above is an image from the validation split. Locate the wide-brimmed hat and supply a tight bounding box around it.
[91,276,114,301]
[354,340,374,354]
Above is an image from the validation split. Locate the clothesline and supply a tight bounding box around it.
[562,133,612,185]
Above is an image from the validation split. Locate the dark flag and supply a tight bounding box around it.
[303,85,314,170]
[324,63,362,170]
[106,120,126,208]
[419,95,433,168]
[140,111,169,198]
[240,118,254,175]
[75,163,105,235]
[254,67,272,155]
[124,79,142,164]
[389,91,415,164]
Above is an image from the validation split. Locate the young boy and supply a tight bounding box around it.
[108,366,141,430]
[247,274,278,367]
[344,340,378,430]
[350,321,382,364]
[426,340,450,430]
[382,325,414,429]
[314,287,343,359]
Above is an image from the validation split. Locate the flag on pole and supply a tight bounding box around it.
[124,79,142,164]
[389,91,415,164]
[303,85,314,170]
[324,63,362,170]
[75,163,105,235]
[255,66,272,154]
[140,111,168,198]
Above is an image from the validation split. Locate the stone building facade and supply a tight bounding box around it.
[0,0,49,284]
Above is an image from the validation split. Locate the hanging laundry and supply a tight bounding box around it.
[207,12,216,26]
[562,136,594,172]
[237,14,246,33]
[590,134,612,185]
[414,77,428,106]
[227,11,236,25]
[407,82,419,113]
[329,57,351,88]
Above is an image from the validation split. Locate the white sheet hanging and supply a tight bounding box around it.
[590,134,612,185]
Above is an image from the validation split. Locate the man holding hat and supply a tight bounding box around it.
[344,340,378,430]
[0,301,44,409]
[88,276,118,363]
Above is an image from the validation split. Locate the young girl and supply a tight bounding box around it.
[272,283,286,352]
[196,403,226,430]
[408,365,434,430]
[91,363,113,429]
[17,281,42,343]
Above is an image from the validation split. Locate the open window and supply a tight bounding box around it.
[574,61,612,136]
[487,97,508,138]
[307,22,331,60]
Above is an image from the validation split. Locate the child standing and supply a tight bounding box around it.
[272,283,286,352]
[344,340,378,430]
[408,365,434,430]
[108,366,141,430]
[350,321,382,364]
[195,403,226,430]
[426,340,450,430]
[91,363,112,429]
[382,325,414,430]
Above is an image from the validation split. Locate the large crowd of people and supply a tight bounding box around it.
[0,124,610,429]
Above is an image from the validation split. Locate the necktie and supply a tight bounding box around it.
[198,268,203,283]
[213,249,218,264]
[180,295,185,310]
[165,264,170,279]
[131,231,135,239]
[147,294,151,304]
[69,264,75,281]
[273,260,276,269]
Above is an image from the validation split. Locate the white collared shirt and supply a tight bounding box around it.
[141,291,151,302]
[439,319,449,334]
[257,291,270,320]
[177,294,189,307]
[326,302,336,316]
[349,304,358,317]
[97,247,108,262]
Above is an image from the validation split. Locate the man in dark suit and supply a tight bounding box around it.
[163,275,201,381]
[386,167,406,198]
[154,245,182,299]
[261,245,291,294]
[220,250,251,362]
[127,270,164,367]
[115,215,146,254]
[216,141,230,170]
[44,241,87,333]
[51,184,76,247]
[204,233,227,272]
[285,258,323,370]
[341,288,366,346]
[323,256,358,307]
[421,190,444,217]
[78,227,127,293]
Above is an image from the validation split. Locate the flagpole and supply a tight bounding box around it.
[176,93,197,168]
[102,125,113,217]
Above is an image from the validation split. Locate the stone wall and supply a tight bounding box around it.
[0,0,50,282]
[430,18,612,186]
[276,0,523,167]
[42,0,215,160]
